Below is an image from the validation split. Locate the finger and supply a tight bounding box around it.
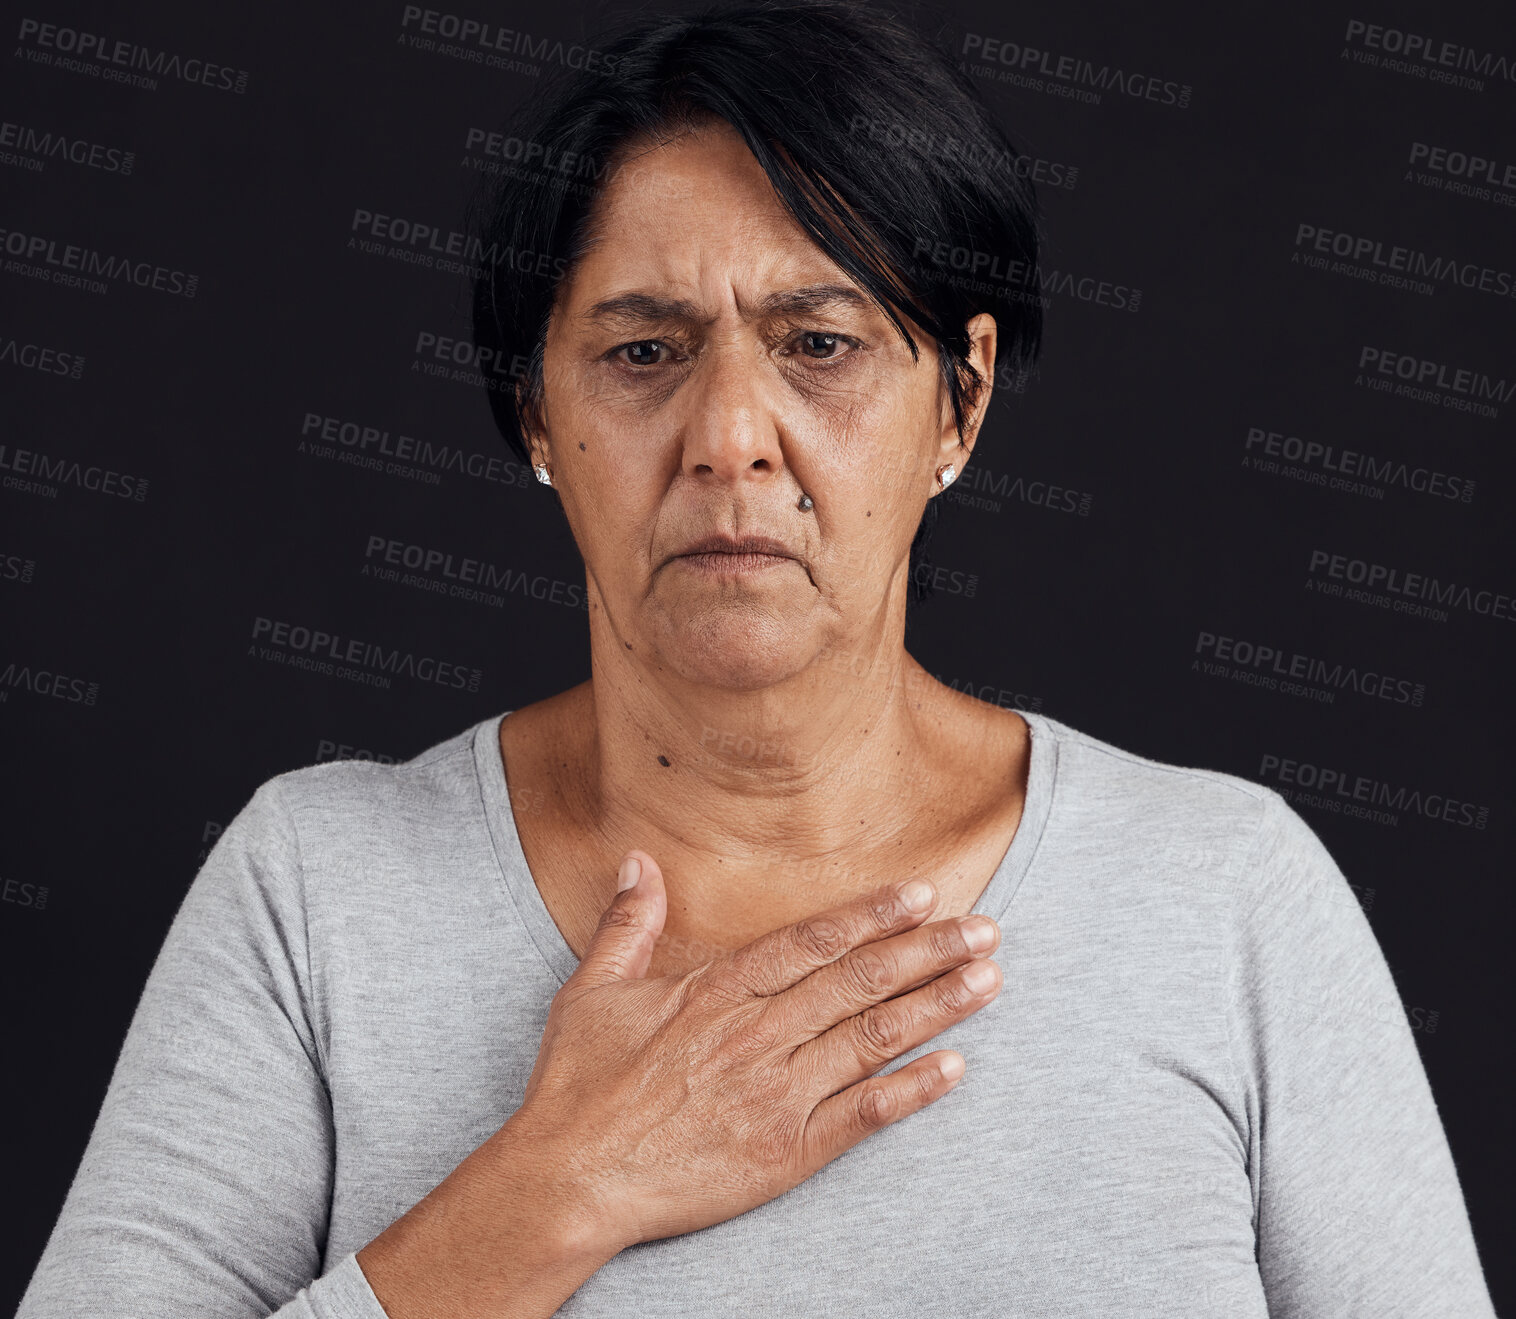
[569,850,667,990]
[771,914,1000,1043]
[799,1050,966,1172]
[791,955,1001,1099]
[713,878,939,999]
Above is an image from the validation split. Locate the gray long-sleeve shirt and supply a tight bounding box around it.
[16,708,1498,1317]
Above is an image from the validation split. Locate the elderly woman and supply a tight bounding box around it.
[18,2,1496,1317]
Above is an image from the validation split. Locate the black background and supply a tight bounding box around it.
[2,1,1512,1312]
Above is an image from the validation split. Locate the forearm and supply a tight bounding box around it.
[356,1115,625,1319]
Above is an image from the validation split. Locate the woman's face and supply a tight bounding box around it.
[528,117,996,691]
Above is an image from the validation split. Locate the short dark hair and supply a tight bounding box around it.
[468,0,1043,607]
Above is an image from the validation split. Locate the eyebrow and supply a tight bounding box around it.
[579,282,874,328]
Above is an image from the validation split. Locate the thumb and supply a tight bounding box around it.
[571,850,667,988]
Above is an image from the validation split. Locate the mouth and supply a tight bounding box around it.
[673,549,795,575]
[673,533,795,560]
[670,533,800,582]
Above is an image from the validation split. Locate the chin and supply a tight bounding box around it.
[650,604,815,690]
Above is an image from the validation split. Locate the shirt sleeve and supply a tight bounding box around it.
[1226,788,1496,1317]
[15,777,393,1319]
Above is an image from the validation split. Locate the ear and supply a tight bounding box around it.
[516,377,549,470]
[932,312,997,489]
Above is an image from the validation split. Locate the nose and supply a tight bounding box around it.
[676,336,785,490]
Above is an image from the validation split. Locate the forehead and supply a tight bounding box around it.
[561,120,856,311]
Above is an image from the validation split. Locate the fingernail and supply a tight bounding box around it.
[617,855,642,892]
[960,916,996,953]
[963,960,999,993]
[900,879,934,911]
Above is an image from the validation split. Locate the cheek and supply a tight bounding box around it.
[807,386,930,511]
[806,381,937,585]
[550,382,664,495]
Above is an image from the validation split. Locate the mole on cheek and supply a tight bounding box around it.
[657,755,671,767]
[579,442,586,450]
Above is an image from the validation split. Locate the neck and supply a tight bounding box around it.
[563,611,961,906]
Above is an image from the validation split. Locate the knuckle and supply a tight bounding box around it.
[680,960,735,1007]
[859,1081,899,1128]
[927,920,967,962]
[936,972,973,1014]
[551,978,589,1015]
[793,914,849,963]
[597,900,641,933]
[868,889,904,932]
[840,946,894,998]
[914,1061,942,1103]
[854,1005,903,1058]
[726,1010,780,1064]
[753,1119,795,1168]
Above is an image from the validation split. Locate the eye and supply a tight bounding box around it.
[788,331,858,363]
[613,339,675,367]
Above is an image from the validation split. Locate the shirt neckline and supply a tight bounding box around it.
[471,705,1061,987]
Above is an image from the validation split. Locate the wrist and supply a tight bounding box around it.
[356,1113,626,1319]
[491,1104,635,1261]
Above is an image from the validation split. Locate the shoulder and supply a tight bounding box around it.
[1029,713,1383,1015]
[1027,710,1282,882]
[1032,715,1366,950]
[240,713,502,881]
[167,718,499,983]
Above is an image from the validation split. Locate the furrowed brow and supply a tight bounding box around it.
[579,283,873,329]
[756,284,873,319]
[579,293,707,328]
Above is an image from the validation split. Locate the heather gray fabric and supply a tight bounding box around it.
[17,708,1497,1318]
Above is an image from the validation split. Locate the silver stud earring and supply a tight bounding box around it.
[534,463,552,487]
[936,464,956,489]
[797,492,813,512]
